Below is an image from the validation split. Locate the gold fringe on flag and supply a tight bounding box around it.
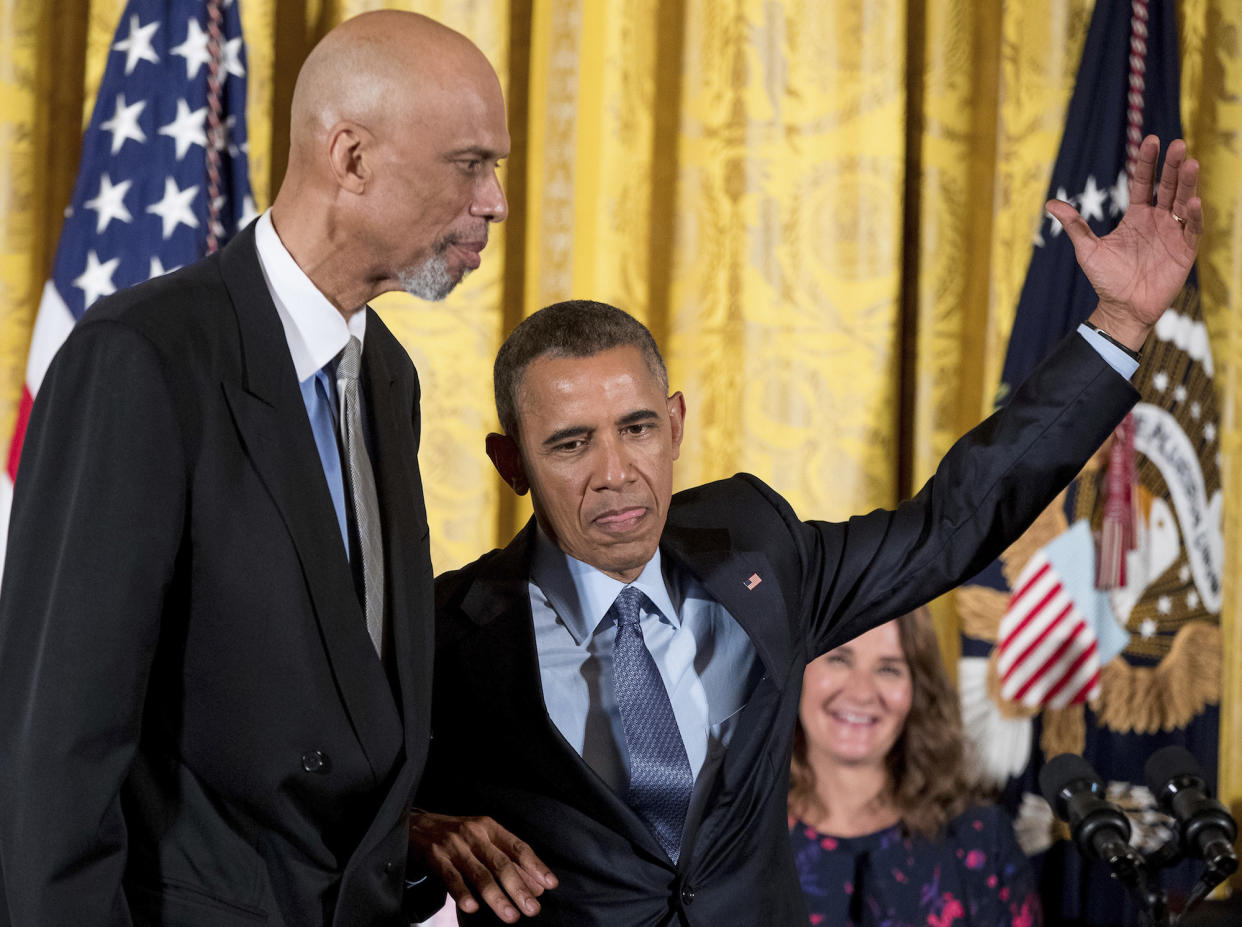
[1093,621,1221,734]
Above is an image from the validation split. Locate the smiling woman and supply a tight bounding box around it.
[788,609,1043,926]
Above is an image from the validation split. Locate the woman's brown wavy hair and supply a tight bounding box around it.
[789,608,977,840]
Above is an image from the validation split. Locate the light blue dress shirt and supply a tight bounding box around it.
[529,527,763,796]
[300,369,348,553]
[1076,322,1140,379]
[526,328,1135,799]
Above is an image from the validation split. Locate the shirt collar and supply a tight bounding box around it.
[253,209,366,382]
[531,524,681,645]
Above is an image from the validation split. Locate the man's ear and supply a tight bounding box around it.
[326,121,370,194]
[485,433,529,495]
[667,391,686,462]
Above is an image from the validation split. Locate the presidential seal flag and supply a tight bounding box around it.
[953,0,1222,922]
[0,0,255,573]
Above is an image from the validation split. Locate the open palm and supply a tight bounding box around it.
[1046,135,1202,348]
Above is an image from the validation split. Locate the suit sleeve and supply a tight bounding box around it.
[0,320,186,926]
[782,332,1139,657]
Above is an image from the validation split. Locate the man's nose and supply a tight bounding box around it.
[593,436,633,489]
[471,168,508,223]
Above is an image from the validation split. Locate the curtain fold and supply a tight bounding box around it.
[666,0,907,523]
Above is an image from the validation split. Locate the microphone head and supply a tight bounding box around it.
[1144,745,1208,800]
[1040,753,1103,817]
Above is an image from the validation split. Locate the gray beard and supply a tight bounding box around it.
[399,248,464,301]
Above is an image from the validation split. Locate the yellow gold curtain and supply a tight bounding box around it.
[2,0,1240,807]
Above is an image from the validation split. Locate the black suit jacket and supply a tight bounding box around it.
[0,226,435,926]
[418,334,1139,925]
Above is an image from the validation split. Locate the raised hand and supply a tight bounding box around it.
[408,811,558,923]
[1045,134,1202,351]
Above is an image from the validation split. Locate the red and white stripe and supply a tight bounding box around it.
[997,551,1102,709]
[1,0,232,578]
[1,283,77,571]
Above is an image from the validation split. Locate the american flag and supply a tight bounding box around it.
[957,1,1221,920]
[0,0,256,572]
[997,551,1102,709]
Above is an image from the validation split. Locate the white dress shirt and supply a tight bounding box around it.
[252,210,367,551]
[253,210,366,380]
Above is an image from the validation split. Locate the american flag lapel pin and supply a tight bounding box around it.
[744,572,762,590]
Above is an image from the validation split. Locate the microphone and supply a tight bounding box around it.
[1040,753,1144,883]
[1144,745,1238,879]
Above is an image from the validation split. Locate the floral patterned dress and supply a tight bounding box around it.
[789,804,1042,927]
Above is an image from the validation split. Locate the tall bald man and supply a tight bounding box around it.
[0,11,508,926]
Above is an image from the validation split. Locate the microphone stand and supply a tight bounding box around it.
[1041,751,1237,924]
[1093,839,1169,927]
[1131,874,1169,927]
[1145,746,1240,923]
[1127,834,1237,926]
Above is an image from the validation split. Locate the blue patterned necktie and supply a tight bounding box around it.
[611,585,694,863]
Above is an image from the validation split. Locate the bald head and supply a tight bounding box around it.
[270,10,509,313]
[289,11,495,166]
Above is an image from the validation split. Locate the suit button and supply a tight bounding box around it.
[680,884,695,905]
[384,860,397,875]
[301,750,328,773]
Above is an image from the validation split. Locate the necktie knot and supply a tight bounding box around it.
[613,586,645,633]
[337,335,362,382]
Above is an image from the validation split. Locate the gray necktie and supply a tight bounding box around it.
[336,336,384,656]
[611,586,694,863]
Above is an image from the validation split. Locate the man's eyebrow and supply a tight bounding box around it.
[617,409,659,427]
[540,411,659,448]
[542,425,592,448]
[447,145,506,160]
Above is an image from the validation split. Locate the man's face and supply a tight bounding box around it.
[502,346,685,583]
[367,63,510,300]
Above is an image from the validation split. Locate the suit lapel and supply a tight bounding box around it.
[216,231,402,777]
[458,523,666,861]
[659,520,790,685]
